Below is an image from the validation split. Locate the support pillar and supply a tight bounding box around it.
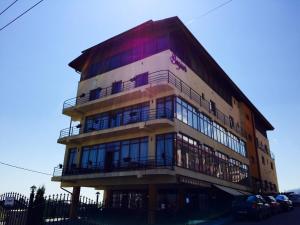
[177,187,185,211]
[69,186,80,219]
[148,184,157,225]
[103,189,112,208]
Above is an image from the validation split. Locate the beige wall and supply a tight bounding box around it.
[256,129,278,189]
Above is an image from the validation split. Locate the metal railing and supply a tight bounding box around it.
[271,151,275,160]
[53,156,174,177]
[59,108,174,139]
[63,70,245,137]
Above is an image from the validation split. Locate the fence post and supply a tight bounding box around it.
[26,186,36,225]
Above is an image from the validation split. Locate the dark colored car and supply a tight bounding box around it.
[232,195,271,220]
[264,196,281,214]
[289,194,300,207]
[275,195,293,211]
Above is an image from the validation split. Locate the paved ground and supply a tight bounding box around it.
[231,207,300,225]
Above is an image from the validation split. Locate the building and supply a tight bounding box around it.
[52,17,278,223]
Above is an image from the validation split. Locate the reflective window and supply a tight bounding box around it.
[81,137,148,169]
[156,96,174,119]
[84,102,149,132]
[156,133,174,166]
[174,132,249,185]
[134,72,148,87]
[175,97,246,157]
[67,148,77,169]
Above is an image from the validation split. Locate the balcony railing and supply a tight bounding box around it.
[52,155,250,187]
[63,70,245,137]
[53,156,174,177]
[271,151,275,160]
[59,108,174,139]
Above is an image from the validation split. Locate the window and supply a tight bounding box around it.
[156,134,174,166]
[174,97,246,156]
[81,137,148,169]
[156,96,174,119]
[67,148,77,169]
[89,88,101,101]
[262,156,265,165]
[174,132,249,185]
[209,100,216,116]
[111,80,122,94]
[84,102,149,132]
[134,72,148,87]
[271,162,274,170]
[83,36,169,80]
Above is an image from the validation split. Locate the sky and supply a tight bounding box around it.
[0,0,299,199]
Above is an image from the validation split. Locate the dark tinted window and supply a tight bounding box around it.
[134,72,148,87]
[89,88,101,101]
[111,80,122,94]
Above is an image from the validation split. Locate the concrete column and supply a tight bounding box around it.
[69,186,81,219]
[103,189,112,208]
[177,187,185,211]
[148,184,157,225]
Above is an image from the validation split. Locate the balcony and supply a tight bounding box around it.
[52,156,173,178]
[62,70,245,138]
[58,109,174,144]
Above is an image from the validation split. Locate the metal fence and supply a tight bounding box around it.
[0,192,100,225]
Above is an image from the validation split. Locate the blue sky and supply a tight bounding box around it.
[0,0,299,198]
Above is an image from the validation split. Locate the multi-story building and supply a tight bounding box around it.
[52,17,278,223]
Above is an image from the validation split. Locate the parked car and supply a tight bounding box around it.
[288,194,300,207]
[232,195,271,220]
[264,196,281,214]
[275,195,293,211]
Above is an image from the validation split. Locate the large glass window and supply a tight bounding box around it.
[175,96,246,157]
[84,36,169,80]
[67,148,77,169]
[81,137,148,169]
[84,102,149,132]
[156,134,174,166]
[156,96,174,119]
[174,132,249,185]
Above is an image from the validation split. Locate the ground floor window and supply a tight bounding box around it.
[111,190,147,209]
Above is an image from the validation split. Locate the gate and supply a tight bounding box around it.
[0,193,29,225]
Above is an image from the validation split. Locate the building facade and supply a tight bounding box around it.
[52,17,278,223]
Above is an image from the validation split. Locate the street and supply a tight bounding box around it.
[231,207,300,225]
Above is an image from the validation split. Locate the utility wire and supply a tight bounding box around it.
[0,0,45,32]
[0,161,51,176]
[0,0,19,16]
[186,0,233,25]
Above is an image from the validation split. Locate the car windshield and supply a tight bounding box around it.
[276,195,288,201]
[246,195,257,202]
